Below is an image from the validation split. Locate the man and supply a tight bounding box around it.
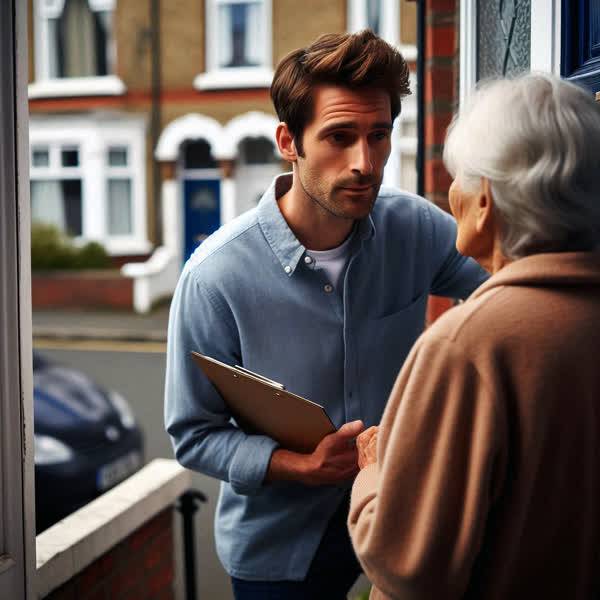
[165,30,487,599]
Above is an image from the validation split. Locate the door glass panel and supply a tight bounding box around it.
[477,0,531,79]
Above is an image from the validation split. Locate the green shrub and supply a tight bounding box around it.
[73,241,112,269]
[31,223,111,270]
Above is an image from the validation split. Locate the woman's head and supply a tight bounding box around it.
[444,73,600,262]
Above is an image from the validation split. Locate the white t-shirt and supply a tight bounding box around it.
[306,232,354,290]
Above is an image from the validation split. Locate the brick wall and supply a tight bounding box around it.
[32,271,133,310]
[423,0,460,323]
[44,509,175,600]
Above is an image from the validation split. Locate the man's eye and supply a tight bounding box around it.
[373,131,390,141]
[330,132,348,143]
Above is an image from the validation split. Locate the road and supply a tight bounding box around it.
[33,339,370,600]
[34,340,232,600]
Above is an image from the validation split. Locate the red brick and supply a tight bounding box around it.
[425,158,453,196]
[148,561,174,595]
[31,272,133,310]
[144,529,174,570]
[424,66,455,104]
[109,561,144,599]
[424,112,453,147]
[426,24,455,58]
[152,586,175,600]
[80,584,108,600]
[129,510,172,552]
[427,0,456,13]
[427,296,454,325]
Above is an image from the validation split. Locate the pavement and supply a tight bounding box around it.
[32,304,171,342]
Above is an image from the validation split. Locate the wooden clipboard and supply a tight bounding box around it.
[191,352,336,453]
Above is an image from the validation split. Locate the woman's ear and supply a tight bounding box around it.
[476,177,495,234]
[276,123,298,162]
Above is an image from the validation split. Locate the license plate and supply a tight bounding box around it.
[97,451,142,491]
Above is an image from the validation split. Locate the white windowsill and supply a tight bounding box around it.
[194,67,274,91]
[28,75,127,99]
[104,238,154,256]
[36,459,191,598]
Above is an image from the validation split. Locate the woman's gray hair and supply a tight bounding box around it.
[443,72,600,259]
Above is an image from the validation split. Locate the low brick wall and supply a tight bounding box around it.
[32,270,133,310]
[44,509,175,600]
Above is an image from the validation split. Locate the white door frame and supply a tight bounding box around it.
[0,0,36,598]
[459,0,562,107]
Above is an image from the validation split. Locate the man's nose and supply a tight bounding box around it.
[350,139,374,176]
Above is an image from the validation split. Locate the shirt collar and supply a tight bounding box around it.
[257,173,376,277]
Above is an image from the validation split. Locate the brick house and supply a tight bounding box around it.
[27,0,418,311]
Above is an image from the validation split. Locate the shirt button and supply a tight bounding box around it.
[304,256,313,264]
[324,284,333,293]
[284,265,292,274]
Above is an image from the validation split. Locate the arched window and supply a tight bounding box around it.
[182,140,218,170]
[237,137,278,165]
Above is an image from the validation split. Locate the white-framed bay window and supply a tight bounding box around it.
[29,114,150,256]
[194,0,273,90]
[29,0,126,99]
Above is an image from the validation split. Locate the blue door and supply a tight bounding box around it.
[562,0,600,95]
[183,178,220,261]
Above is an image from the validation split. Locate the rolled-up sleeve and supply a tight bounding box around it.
[164,266,279,495]
[348,334,505,599]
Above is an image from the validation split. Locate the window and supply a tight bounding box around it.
[477,0,531,80]
[30,144,84,237]
[238,137,278,165]
[195,0,273,90]
[35,0,115,80]
[106,146,133,236]
[348,0,400,46]
[216,0,264,68]
[30,0,124,98]
[29,116,150,255]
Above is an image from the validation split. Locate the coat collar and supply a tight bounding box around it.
[470,252,600,301]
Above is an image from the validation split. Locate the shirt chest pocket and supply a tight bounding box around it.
[357,292,428,399]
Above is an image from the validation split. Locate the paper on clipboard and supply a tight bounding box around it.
[191,352,336,453]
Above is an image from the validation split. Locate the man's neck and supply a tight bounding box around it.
[278,174,355,251]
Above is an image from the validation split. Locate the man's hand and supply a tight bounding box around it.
[266,420,365,486]
[357,425,378,470]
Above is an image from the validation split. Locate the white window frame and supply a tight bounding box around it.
[194,0,273,91]
[347,0,417,61]
[1,0,36,597]
[459,0,562,108]
[29,0,126,99]
[29,115,151,256]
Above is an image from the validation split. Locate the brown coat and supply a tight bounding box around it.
[349,252,600,600]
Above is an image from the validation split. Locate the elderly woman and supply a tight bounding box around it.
[348,72,600,599]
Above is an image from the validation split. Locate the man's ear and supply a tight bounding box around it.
[276,122,298,162]
[476,177,495,234]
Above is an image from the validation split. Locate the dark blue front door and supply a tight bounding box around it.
[562,0,600,95]
[183,178,220,261]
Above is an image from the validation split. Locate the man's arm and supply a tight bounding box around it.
[165,267,364,493]
[426,201,489,298]
[266,420,364,486]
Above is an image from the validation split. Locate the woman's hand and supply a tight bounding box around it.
[357,426,378,469]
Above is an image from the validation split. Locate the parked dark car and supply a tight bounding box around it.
[33,351,144,533]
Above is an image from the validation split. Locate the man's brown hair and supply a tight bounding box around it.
[270,29,411,155]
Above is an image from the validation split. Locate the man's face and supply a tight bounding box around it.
[295,85,393,221]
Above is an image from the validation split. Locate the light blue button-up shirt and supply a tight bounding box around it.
[165,174,488,581]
